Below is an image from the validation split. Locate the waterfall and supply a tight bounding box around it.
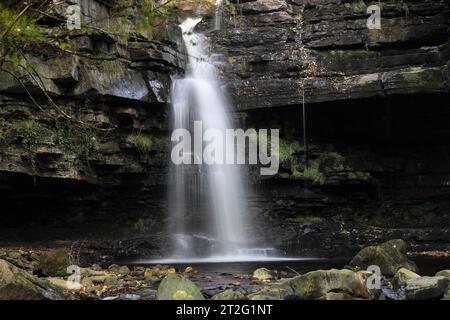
[214,0,224,30]
[168,17,250,260]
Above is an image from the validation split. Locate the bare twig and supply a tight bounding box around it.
[286,266,301,276]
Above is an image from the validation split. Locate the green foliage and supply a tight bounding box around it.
[286,215,323,224]
[0,3,47,68]
[344,0,367,11]
[52,121,99,156]
[151,136,171,151]
[293,163,326,185]
[1,118,98,156]
[291,150,370,185]
[126,133,153,152]
[9,119,49,151]
[279,139,302,164]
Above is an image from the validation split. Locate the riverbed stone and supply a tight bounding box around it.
[252,268,274,281]
[349,239,418,276]
[109,265,130,277]
[405,276,449,300]
[37,249,71,277]
[288,269,369,299]
[156,274,204,300]
[90,275,107,285]
[392,268,420,290]
[211,290,247,300]
[144,265,176,278]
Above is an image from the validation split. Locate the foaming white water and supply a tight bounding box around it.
[141,256,318,265]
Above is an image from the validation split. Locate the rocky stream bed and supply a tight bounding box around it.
[0,239,449,300]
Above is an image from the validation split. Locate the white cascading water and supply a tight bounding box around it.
[168,17,250,261]
[141,6,312,264]
[141,4,316,265]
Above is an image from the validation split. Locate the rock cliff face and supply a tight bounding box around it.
[0,0,184,243]
[214,0,449,108]
[212,0,450,256]
[0,0,449,257]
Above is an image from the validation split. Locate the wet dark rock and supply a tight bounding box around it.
[405,276,449,300]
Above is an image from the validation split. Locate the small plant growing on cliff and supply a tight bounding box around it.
[10,119,49,151]
[126,133,153,153]
[52,121,99,156]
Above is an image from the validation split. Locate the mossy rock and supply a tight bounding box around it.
[392,268,420,290]
[211,290,247,300]
[37,249,71,277]
[252,268,274,281]
[109,265,130,277]
[156,274,204,300]
[0,259,68,300]
[435,270,450,278]
[248,283,295,300]
[349,239,418,276]
[288,269,368,299]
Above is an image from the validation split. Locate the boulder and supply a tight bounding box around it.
[156,274,204,300]
[405,276,449,300]
[252,268,274,281]
[349,239,418,276]
[109,265,130,277]
[435,270,450,278]
[37,249,71,277]
[248,283,295,300]
[0,259,67,300]
[392,268,420,290]
[211,290,247,300]
[288,269,369,299]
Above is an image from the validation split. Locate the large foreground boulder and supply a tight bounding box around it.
[405,276,449,300]
[349,239,418,276]
[288,269,369,299]
[0,259,68,300]
[156,274,204,300]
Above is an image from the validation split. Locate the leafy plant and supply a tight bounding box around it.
[126,133,153,153]
[9,119,49,151]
